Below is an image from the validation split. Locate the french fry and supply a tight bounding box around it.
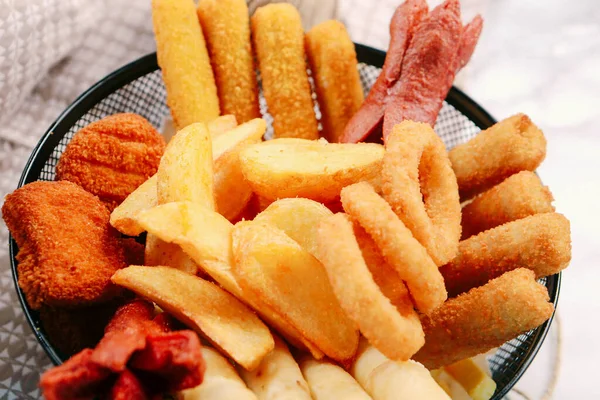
[110,174,157,236]
[144,233,201,276]
[232,221,359,364]
[254,198,333,257]
[239,335,312,400]
[209,114,238,138]
[212,118,266,160]
[182,346,258,400]
[239,138,384,203]
[111,266,274,371]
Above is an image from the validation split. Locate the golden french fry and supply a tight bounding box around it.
[239,335,312,400]
[239,138,384,203]
[182,346,257,400]
[110,174,157,236]
[232,221,359,364]
[254,198,333,257]
[111,266,274,371]
[444,358,496,400]
[298,355,372,400]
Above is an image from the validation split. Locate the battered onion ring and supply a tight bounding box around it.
[382,121,461,266]
[340,182,447,315]
[315,213,425,361]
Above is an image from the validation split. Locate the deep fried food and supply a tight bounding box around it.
[251,4,318,139]
[152,0,219,129]
[55,113,165,211]
[461,171,555,239]
[122,238,145,266]
[382,121,461,266]
[315,213,424,361]
[305,20,364,142]
[449,114,547,199]
[340,182,447,315]
[198,0,260,123]
[2,181,126,309]
[441,213,571,297]
[414,269,554,369]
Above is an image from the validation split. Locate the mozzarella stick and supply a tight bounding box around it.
[414,269,554,370]
[441,213,571,297]
[298,355,372,400]
[152,0,219,129]
[198,0,260,123]
[305,20,364,142]
[251,4,318,139]
[351,339,450,400]
[182,346,258,400]
[461,171,555,239]
[449,114,546,199]
[239,335,312,400]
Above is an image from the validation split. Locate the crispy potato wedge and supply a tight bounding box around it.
[239,138,384,202]
[111,265,274,371]
[157,122,214,208]
[232,221,359,364]
[144,233,205,277]
[213,118,266,159]
[254,198,333,257]
[110,174,157,236]
[239,335,312,400]
[209,115,238,138]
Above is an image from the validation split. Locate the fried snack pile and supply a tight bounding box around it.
[40,300,204,400]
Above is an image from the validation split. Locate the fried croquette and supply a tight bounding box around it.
[414,269,554,370]
[55,113,166,211]
[251,4,319,139]
[197,0,260,123]
[2,181,126,309]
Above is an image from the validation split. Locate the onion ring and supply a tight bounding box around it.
[382,121,461,266]
[315,213,424,361]
[340,182,447,315]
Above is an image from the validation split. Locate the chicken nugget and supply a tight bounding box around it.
[461,171,555,239]
[2,181,126,309]
[305,20,364,142]
[441,213,571,297]
[56,113,166,211]
[198,0,260,123]
[153,0,220,129]
[414,269,554,370]
[449,114,547,200]
[251,4,318,139]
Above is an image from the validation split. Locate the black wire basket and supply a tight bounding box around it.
[9,43,559,399]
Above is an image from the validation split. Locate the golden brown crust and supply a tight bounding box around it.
[251,4,318,139]
[55,113,165,211]
[2,181,126,309]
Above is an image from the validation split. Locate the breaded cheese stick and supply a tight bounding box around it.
[152,0,219,129]
[298,354,372,400]
[198,0,260,123]
[239,335,312,400]
[182,346,257,400]
[449,114,546,199]
[461,171,555,239]
[251,4,318,139]
[441,213,571,297]
[414,269,554,370]
[305,20,364,142]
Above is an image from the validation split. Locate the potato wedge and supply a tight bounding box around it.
[254,198,333,257]
[110,174,157,236]
[239,335,312,400]
[209,114,238,138]
[111,265,274,371]
[213,118,266,159]
[144,233,205,276]
[239,138,384,202]
[232,221,359,364]
[182,346,257,400]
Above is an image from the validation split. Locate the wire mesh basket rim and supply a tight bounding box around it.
[9,43,560,399]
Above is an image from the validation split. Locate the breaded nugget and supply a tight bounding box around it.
[198,0,260,123]
[2,181,126,309]
[56,113,165,211]
[449,114,547,199]
[305,20,364,142]
[441,213,571,297]
[153,0,219,129]
[461,171,555,239]
[414,269,554,370]
[251,4,318,139]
